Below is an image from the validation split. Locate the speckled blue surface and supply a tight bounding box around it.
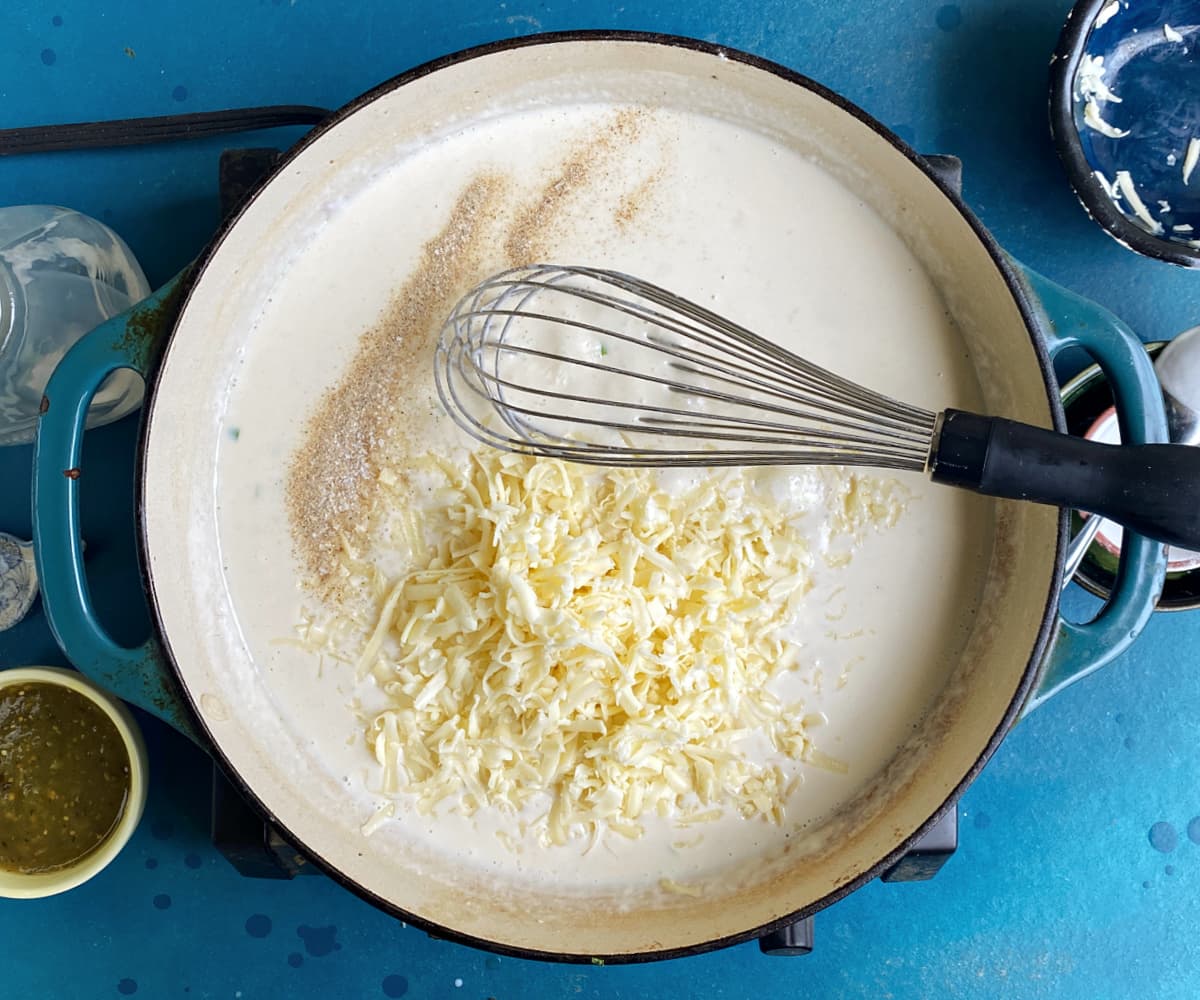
[3,1,1200,996]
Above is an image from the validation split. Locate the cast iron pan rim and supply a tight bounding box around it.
[136,28,1065,964]
[1049,0,1200,267]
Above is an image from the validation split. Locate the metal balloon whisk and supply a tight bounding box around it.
[436,264,936,470]
[435,264,1200,550]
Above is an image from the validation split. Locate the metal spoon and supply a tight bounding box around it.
[1063,326,1200,586]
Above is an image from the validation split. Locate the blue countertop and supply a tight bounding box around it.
[3,1,1200,997]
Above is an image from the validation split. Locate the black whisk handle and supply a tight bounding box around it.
[929,409,1200,551]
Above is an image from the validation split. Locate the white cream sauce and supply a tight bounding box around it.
[215,102,993,894]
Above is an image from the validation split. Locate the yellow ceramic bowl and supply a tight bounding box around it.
[0,667,148,898]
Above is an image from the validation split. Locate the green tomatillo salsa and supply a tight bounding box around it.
[0,681,131,874]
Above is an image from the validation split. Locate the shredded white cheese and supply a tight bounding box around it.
[1096,0,1120,28]
[1093,170,1117,201]
[1165,23,1184,43]
[1115,170,1165,234]
[1084,100,1129,138]
[1185,138,1200,185]
[361,801,396,836]
[330,450,905,847]
[1076,55,1123,105]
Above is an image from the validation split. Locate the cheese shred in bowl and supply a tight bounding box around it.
[313,447,907,848]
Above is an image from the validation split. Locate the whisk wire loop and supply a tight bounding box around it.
[435,264,938,471]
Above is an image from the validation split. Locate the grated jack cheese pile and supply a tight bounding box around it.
[327,450,906,848]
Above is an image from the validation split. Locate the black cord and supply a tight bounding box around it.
[0,105,331,156]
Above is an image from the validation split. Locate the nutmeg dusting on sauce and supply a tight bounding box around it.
[286,107,660,600]
[285,174,508,597]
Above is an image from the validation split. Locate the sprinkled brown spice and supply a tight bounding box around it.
[615,165,665,232]
[287,107,661,600]
[504,108,645,264]
[286,173,508,594]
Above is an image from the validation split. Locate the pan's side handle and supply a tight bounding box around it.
[33,270,204,745]
[1012,263,1168,716]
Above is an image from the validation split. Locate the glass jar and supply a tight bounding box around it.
[0,206,150,447]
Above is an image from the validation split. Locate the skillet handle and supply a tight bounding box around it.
[32,269,204,744]
[1012,263,1168,716]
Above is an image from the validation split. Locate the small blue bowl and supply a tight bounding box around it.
[1051,0,1200,266]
